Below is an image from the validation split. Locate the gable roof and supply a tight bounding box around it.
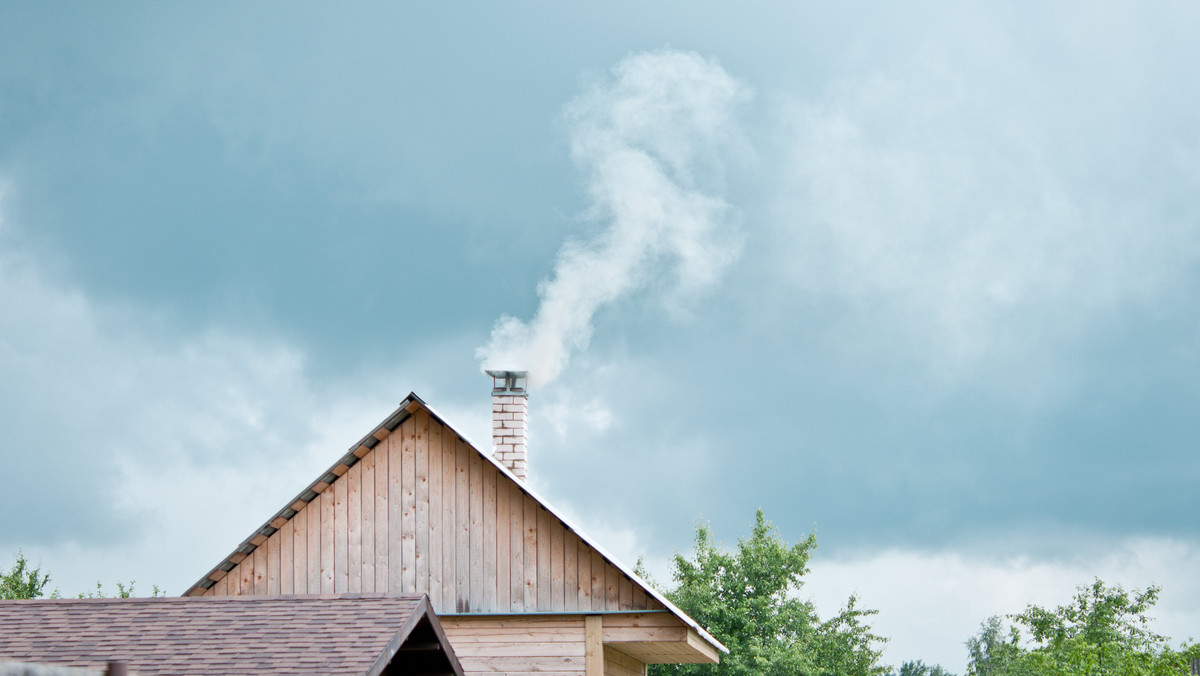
[0,594,464,676]
[184,393,726,654]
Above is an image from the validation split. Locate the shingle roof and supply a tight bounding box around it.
[0,594,463,676]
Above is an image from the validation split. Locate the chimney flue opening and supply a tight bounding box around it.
[486,369,528,396]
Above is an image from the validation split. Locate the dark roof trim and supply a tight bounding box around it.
[367,595,465,676]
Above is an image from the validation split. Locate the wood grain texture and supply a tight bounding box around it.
[388,429,403,593]
[374,433,389,592]
[427,416,443,605]
[415,411,430,596]
[442,428,458,611]
[291,505,307,594]
[401,415,416,592]
[347,458,362,593]
[333,470,348,593]
[320,485,335,594]
[279,515,293,595]
[455,437,470,611]
[360,449,375,593]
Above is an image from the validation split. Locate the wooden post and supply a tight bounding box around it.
[585,614,603,676]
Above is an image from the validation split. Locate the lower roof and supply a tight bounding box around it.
[0,594,463,676]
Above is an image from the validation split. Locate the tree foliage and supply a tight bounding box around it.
[1,552,161,599]
[0,551,52,600]
[648,510,888,676]
[966,579,1200,676]
[895,660,955,676]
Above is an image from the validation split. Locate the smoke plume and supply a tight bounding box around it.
[478,49,749,386]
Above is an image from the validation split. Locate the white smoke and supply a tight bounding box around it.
[478,49,750,386]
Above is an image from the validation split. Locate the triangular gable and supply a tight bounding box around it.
[184,393,726,654]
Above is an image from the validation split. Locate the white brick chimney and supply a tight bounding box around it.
[487,370,529,481]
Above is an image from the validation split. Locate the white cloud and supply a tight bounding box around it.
[0,189,432,594]
[479,49,750,387]
[770,46,1200,385]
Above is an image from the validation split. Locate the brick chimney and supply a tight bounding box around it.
[487,370,529,481]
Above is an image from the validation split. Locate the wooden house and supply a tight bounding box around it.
[184,372,725,675]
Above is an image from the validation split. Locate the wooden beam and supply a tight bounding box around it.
[585,615,603,676]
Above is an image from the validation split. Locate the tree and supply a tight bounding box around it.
[966,579,1200,676]
[896,660,956,676]
[0,552,161,599]
[647,510,888,676]
[0,551,52,599]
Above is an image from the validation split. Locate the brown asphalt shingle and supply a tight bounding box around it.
[0,594,453,675]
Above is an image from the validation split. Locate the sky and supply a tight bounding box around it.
[2,2,1199,671]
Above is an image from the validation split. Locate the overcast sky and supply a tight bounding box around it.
[2,3,1199,671]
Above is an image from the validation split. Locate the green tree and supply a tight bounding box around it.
[1,552,162,599]
[896,659,956,676]
[966,579,1200,676]
[0,551,52,599]
[648,510,888,676]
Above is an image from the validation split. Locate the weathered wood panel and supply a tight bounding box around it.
[415,411,431,595]
[360,448,375,593]
[347,458,362,593]
[604,646,647,676]
[441,615,586,676]
[333,469,348,593]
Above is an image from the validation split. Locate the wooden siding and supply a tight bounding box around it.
[441,615,587,676]
[206,410,666,616]
[604,646,647,676]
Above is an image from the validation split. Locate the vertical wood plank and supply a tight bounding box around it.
[279,517,293,595]
[415,412,430,595]
[537,507,552,611]
[441,430,457,612]
[509,481,524,611]
[292,506,307,594]
[563,529,577,612]
[483,460,497,612]
[585,615,603,676]
[333,472,348,594]
[605,561,619,609]
[523,494,538,610]
[320,486,334,594]
[495,471,510,611]
[578,535,592,610]
[455,438,470,611]
[591,550,605,611]
[551,518,564,610]
[360,449,375,593]
[468,449,484,611]
[306,495,321,593]
[632,583,649,611]
[213,573,228,597]
[266,529,281,595]
[233,557,247,596]
[389,430,403,594]
[619,576,633,610]
[401,417,417,592]
[427,418,443,606]
[347,460,362,594]
[253,544,267,595]
[375,438,390,592]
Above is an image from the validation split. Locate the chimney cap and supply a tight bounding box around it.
[486,370,529,396]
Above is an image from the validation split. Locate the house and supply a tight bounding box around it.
[0,594,463,675]
[184,371,725,675]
